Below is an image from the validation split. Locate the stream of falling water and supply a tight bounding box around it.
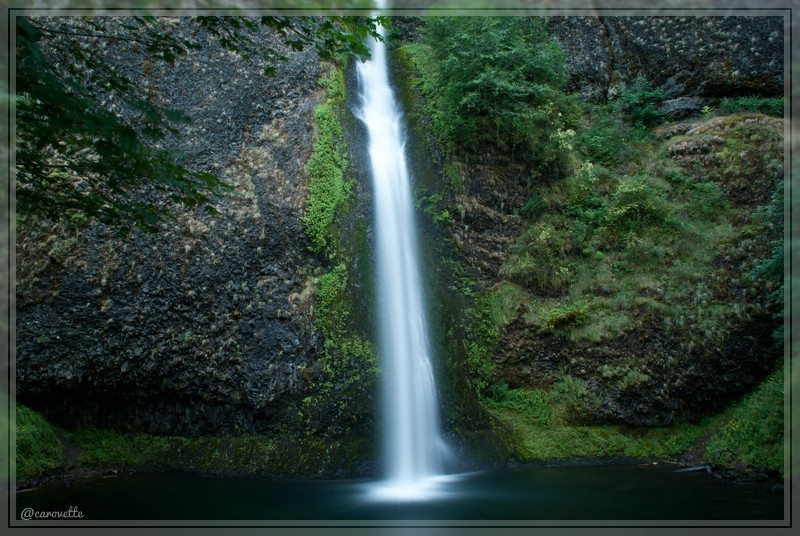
[355,16,449,500]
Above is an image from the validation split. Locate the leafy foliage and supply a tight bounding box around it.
[196,15,385,69]
[16,404,66,478]
[316,262,348,315]
[719,95,784,117]
[303,101,349,252]
[613,77,665,127]
[574,104,648,166]
[15,17,219,233]
[541,300,590,330]
[601,174,673,245]
[302,68,355,252]
[15,16,383,234]
[416,192,454,225]
[463,298,498,396]
[412,17,574,167]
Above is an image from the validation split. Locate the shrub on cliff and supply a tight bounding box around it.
[719,95,784,117]
[613,77,665,127]
[16,404,66,479]
[412,16,576,170]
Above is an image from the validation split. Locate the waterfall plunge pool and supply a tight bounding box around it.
[15,464,784,522]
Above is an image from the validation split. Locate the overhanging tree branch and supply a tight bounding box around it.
[15,15,383,234]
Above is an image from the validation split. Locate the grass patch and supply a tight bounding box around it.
[484,385,726,461]
[16,404,67,479]
[486,281,529,330]
[508,422,718,461]
[68,428,374,477]
[568,311,633,342]
[705,365,785,472]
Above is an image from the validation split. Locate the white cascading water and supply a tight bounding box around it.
[355,19,448,498]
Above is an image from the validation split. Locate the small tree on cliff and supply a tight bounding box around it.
[417,16,576,171]
[14,15,383,234]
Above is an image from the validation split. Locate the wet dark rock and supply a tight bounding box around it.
[16,18,325,436]
[547,16,611,102]
[548,16,783,104]
[660,96,705,120]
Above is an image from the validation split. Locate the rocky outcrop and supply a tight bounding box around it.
[546,17,612,103]
[488,112,784,426]
[495,314,779,426]
[391,16,783,430]
[548,16,784,117]
[16,18,326,436]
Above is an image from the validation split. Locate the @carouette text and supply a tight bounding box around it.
[20,506,84,520]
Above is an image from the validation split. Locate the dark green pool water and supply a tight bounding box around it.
[16,464,784,521]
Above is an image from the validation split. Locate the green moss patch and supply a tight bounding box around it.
[485,384,725,461]
[303,69,351,252]
[16,404,68,479]
[68,427,374,478]
[705,365,784,473]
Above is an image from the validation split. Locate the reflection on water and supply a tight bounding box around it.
[16,465,783,521]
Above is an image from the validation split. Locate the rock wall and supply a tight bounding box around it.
[548,16,784,117]
[391,16,784,429]
[16,18,326,435]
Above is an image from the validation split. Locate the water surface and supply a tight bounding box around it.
[16,464,783,522]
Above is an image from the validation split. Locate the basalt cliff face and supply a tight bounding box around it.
[548,16,784,116]
[17,18,327,436]
[393,15,784,428]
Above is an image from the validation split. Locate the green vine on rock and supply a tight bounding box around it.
[303,104,347,252]
[300,67,377,439]
[303,69,351,253]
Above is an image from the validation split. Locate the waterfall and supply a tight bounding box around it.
[355,20,448,498]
